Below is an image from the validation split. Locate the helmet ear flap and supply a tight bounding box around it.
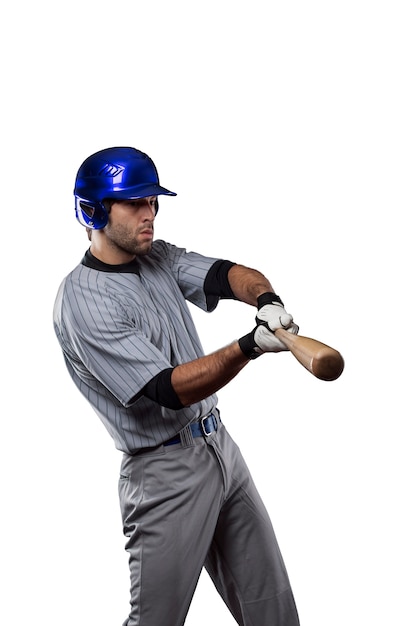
[75,198,108,229]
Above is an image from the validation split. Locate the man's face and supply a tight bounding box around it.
[104,196,157,257]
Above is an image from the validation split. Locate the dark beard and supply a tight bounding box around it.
[106,223,153,256]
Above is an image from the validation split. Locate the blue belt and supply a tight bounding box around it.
[164,413,219,446]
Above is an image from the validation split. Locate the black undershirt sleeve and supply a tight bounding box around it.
[140,367,185,410]
[204,259,237,310]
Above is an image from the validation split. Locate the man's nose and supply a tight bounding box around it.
[142,201,156,219]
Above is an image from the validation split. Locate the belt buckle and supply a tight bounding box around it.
[201,413,215,437]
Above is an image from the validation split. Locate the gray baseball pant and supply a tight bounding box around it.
[119,419,300,626]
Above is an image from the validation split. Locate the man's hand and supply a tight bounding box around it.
[238,325,290,359]
[256,292,299,335]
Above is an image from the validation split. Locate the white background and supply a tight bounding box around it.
[1,1,416,624]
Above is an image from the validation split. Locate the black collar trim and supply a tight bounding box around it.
[81,249,140,274]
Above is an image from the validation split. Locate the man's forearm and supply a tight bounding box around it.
[171,341,249,407]
[227,264,275,305]
[171,265,278,407]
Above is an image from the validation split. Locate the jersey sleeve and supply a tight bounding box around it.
[55,273,173,408]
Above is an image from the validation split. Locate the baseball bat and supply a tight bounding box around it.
[275,328,344,381]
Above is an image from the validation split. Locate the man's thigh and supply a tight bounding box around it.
[119,439,225,626]
[205,428,300,626]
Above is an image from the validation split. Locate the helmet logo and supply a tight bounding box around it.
[98,162,125,178]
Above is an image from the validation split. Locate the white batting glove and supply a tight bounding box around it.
[256,292,299,335]
[238,325,289,359]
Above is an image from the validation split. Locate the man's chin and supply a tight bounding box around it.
[137,242,153,256]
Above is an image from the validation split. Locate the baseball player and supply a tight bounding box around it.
[53,146,301,626]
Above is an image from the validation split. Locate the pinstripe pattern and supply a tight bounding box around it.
[53,240,220,453]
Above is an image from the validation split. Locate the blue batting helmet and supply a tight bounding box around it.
[74,146,177,229]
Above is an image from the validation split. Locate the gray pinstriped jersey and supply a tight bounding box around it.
[53,240,221,454]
